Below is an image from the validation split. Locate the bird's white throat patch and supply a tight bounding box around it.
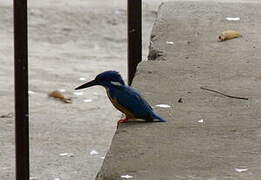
[110,81,122,86]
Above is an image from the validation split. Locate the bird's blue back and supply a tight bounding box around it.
[107,84,162,121]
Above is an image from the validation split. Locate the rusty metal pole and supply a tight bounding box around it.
[13,0,30,179]
[127,0,142,85]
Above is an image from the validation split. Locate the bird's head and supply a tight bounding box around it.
[75,71,125,90]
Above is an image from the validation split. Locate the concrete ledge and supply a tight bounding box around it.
[96,1,261,180]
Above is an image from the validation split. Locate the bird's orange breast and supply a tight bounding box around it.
[106,89,136,119]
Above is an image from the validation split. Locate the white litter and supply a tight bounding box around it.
[226,17,240,21]
[29,177,38,180]
[198,119,204,123]
[114,9,124,15]
[90,150,99,155]
[73,92,83,96]
[54,178,61,180]
[166,41,174,45]
[121,175,133,179]
[59,89,66,92]
[59,153,74,157]
[155,104,171,108]
[235,168,248,172]
[28,90,35,94]
[83,99,93,103]
[100,156,105,159]
[79,77,86,81]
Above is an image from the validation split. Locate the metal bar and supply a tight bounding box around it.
[13,0,30,179]
[127,0,142,85]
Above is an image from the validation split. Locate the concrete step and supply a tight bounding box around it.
[96,1,261,180]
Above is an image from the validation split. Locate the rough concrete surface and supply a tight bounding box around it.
[96,1,261,180]
[0,0,159,179]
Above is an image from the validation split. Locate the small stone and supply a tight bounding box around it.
[178,98,183,103]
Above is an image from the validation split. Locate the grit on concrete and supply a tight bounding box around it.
[96,1,261,180]
[0,0,162,179]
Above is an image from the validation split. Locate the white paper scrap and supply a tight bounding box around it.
[54,178,61,180]
[235,168,248,172]
[121,175,133,179]
[28,90,35,94]
[59,89,66,92]
[198,119,204,123]
[166,41,174,45]
[90,150,99,155]
[100,156,105,159]
[59,153,74,157]
[83,99,93,103]
[155,104,171,108]
[73,92,83,96]
[79,77,86,81]
[30,177,38,180]
[226,17,240,21]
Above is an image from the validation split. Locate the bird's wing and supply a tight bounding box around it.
[112,86,153,119]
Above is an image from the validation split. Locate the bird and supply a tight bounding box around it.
[75,71,166,126]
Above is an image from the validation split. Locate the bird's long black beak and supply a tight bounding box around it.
[75,79,98,90]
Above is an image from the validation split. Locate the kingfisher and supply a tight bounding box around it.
[75,71,166,126]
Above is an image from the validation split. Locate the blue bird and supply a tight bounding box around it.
[75,71,166,126]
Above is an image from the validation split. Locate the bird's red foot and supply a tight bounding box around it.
[117,118,129,128]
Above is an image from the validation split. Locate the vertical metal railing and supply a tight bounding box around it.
[14,0,30,179]
[127,0,142,85]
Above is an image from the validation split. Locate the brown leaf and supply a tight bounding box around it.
[218,30,242,41]
[48,90,72,103]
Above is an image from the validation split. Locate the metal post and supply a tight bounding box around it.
[14,0,30,179]
[128,0,142,85]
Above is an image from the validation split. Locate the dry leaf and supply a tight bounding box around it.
[218,30,242,41]
[48,90,72,103]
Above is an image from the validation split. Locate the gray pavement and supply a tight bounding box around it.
[96,1,261,180]
[0,1,157,179]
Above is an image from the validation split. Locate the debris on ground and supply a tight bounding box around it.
[166,41,174,45]
[79,77,86,81]
[90,150,99,155]
[178,98,183,103]
[200,87,248,100]
[0,112,13,118]
[59,153,74,157]
[225,17,240,21]
[83,99,93,103]
[235,168,248,172]
[155,104,171,108]
[218,30,242,41]
[121,175,133,179]
[48,90,72,103]
[198,119,204,123]
[73,91,84,96]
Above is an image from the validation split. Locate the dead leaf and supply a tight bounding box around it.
[218,30,242,41]
[48,90,72,103]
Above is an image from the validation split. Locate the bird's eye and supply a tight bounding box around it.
[110,81,122,86]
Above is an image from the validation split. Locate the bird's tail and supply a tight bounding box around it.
[152,112,167,122]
